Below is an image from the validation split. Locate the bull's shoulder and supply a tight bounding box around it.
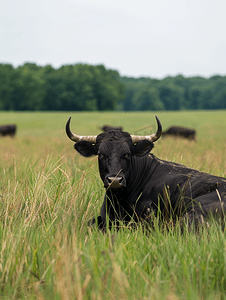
[154,156,196,173]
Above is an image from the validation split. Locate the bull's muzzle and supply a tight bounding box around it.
[105,176,126,189]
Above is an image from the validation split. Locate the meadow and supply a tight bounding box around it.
[0,110,226,299]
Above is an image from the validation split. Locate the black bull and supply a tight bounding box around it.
[66,116,226,228]
[0,124,17,137]
[162,126,196,140]
[100,125,123,132]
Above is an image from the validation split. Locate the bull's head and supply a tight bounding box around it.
[66,116,162,190]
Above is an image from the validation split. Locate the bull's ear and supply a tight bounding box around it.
[74,141,98,157]
[131,140,154,156]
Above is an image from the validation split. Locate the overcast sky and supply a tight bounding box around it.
[1,0,226,78]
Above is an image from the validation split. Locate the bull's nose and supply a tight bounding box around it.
[107,176,123,189]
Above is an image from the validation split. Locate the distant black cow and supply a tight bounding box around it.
[0,125,17,137]
[100,125,123,132]
[66,116,226,229]
[162,126,196,140]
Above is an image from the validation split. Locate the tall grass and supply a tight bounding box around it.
[0,110,226,299]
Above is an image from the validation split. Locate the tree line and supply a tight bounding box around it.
[119,75,226,111]
[0,63,124,111]
[0,63,226,111]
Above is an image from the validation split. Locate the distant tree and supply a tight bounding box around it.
[200,87,214,109]
[0,64,15,110]
[132,86,164,111]
[214,87,226,109]
[41,64,124,111]
[91,65,125,111]
[187,87,203,109]
[212,76,226,109]
[16,63,45,110]
[158,82,184,110]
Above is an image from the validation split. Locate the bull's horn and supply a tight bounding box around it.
[130,115,162,143]
[66,117,97,144]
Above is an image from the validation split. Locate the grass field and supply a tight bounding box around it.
[0,110,226,299]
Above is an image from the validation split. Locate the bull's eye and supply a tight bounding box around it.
[122,153,131,160]
[98,152,106,159]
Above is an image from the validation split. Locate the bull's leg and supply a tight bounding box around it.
[181,210,206,229]
[182,190,226,228]
[88,215,104,229]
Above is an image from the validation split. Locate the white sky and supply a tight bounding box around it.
[1,0,226,78]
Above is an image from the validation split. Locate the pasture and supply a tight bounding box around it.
[0,110,226,299]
